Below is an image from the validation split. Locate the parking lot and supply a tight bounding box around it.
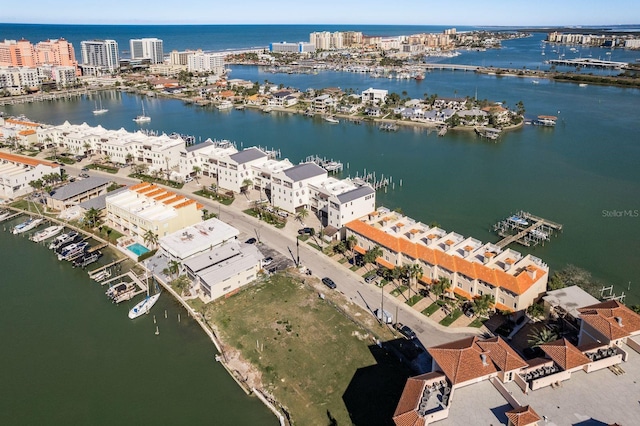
[244,237,295,273]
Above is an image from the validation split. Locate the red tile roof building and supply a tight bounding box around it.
[345,209,549,311]
[578,300,640,345]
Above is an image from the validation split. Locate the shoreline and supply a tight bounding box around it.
[1,204,288,426]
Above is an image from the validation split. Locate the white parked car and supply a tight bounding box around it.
[184,176,193,183]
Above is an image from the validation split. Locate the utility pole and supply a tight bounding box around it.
[296,237,300,267]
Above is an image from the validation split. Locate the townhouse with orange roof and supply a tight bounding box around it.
[345,207,549,311]
[0,152,60,199]
[1,118,42,148]
[105,182,203,246]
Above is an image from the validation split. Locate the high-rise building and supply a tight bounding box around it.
[81,40,119,71]
[187,51,225,74]
[0,39,36,67]
[34,39,77,68]
[129,38,164,64]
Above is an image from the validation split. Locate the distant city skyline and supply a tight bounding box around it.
[3,0,640,27]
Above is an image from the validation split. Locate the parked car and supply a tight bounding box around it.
[81,167,89,172]
[364,274,377,284]
[184,176,193,183]
[321,277,336,289]
[79,173,90,178]
[262,257,273,267]
[245,237,257,244]
[298,227,314,235]
[395,323,417,339]
[375,309,393,324]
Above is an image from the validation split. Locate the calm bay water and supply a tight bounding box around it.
[0,220,276,425]
[1,23,639,424]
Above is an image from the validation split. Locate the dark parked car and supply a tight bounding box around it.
[395,323,416,339]
[245,237,257,244]
[364,274,377,284]
[321,277,336,289]
[298,227,313,235]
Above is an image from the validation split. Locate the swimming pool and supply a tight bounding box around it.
[127,243,150,257]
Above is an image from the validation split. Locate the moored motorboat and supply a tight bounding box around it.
[72,251,102,268]
[50,231,79,250]
[30,225,64,242]
[324,116,339,124]
[12,218,44,235]
[57,241,89,261]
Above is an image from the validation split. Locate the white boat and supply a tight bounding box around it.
[12,218,44,234]
[0,210,12,221]
[57,241,89,261]
[217,100,233,110]
[128,293,161,319]
[92,98,108,115]
[532,80,539,84]
[49,231,79,250]
[93,268,112,282]
[133,102,151,123]
[579,83,588,87]
[324,116,339,124]
[30,225,64,242]
[508,215,529,226]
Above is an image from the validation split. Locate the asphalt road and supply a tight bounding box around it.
[68,162,478,347]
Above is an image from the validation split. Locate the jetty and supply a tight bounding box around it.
[493,211,563,248]
[305,155,344,173]
[475,127,501,140]
[547,58,628,70]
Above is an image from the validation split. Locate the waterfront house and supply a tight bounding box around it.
[157,217,240,262]
[361,87,388,105]
[312,94,337,114]
[345,207,549,311]
[46,176,111,211]
[1,118,42,149]
[183,240,263,302]
[216,147,269,194]
[455,108,489,126]
[0,152,60,199]
[270,162,327,213]
[178,138,238,179]
[307,177,376,230]
[577,300,640,348]
[268,90,299,107]
[434,97,467,111]
[365,107,382,117]
[105,182,203,244]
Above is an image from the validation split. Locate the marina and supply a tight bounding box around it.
[493,211,563,249]
[305,155,344,173]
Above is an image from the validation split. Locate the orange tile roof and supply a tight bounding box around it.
[393,372,446,426]
[376,257,395,270]
[428,337,498,385]
[476,337,528,372]
[163,195,185,205]
[345,219,546,296]
[453,287,473,300]
[196,203,204,210]
[146,188,166,197]
[577,300,640,340]
[175,199,196,209]
[353,245,367,255]
[130,182,152,191]
[494,302,513,313]
[0,151,57,168]
[18,129,36,136]
[418,276,433,285]
[137,184,161,195]
[505,405,541,426]
[539,338,590,370]
[154,193,174,201]
[6,118,40,127]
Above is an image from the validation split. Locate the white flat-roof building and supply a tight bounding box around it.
[158,217,240,261]
[271,162,327,213]
[106,182,202,244]
[309,177,376,229]
[130,38,164,64]
[0,152,60,199]
[187,51,225,74]
[362,88,388,105]
[183,240,263,302]
[179,139,238,179]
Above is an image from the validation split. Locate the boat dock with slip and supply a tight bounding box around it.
[475,127,502,140]
[493,211,563,248]
[379,123,399,131]
[305,155,344,173]
[101,270,149,304]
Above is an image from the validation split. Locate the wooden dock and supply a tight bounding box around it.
[494,211,563,249]
[101,271,148,303]
[88,257,127,278]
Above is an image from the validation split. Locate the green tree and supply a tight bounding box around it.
[346,235,358,266]
[363,246,383,269]
[431,277,452,300]
[472,294,495,318]
[192,165,202,184]
[527,302,545,319]
[143,230,159,248]
[527,327,558,348]
[83,207,102,229]
[296,208,309,223]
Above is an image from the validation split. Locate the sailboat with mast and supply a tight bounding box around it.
[92,97,108,115]
[128,270,160,319]
[133,101,151,123]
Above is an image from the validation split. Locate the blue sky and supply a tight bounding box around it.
[3,0,640,26]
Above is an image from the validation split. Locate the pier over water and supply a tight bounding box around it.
[493,211,563,248]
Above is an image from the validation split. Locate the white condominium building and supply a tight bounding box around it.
[309,177,376,229]
[106,182,203,242]
[187,51,225,74]
[129,38,164,64]
[80,40,119,71]
[0,152,60,199]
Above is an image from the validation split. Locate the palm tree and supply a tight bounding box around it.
[192,166,202,184]
[346,235,358,265]
[83,207,102,229]
[296,208,309,224]
[241,178,252,195]
[472,294,495,318]
[125,153,134,164]
[363,245,383,270]
[167,260,180,279]
[83,141,92,156]
[431,277,452,300]
[142,230,158,248]
[409,263,424,298]
[527,327,558,348]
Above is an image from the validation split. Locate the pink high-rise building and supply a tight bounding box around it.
[0,39,36,67]
[0,38,78,72]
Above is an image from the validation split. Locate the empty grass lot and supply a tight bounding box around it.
[206,273,398,425]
